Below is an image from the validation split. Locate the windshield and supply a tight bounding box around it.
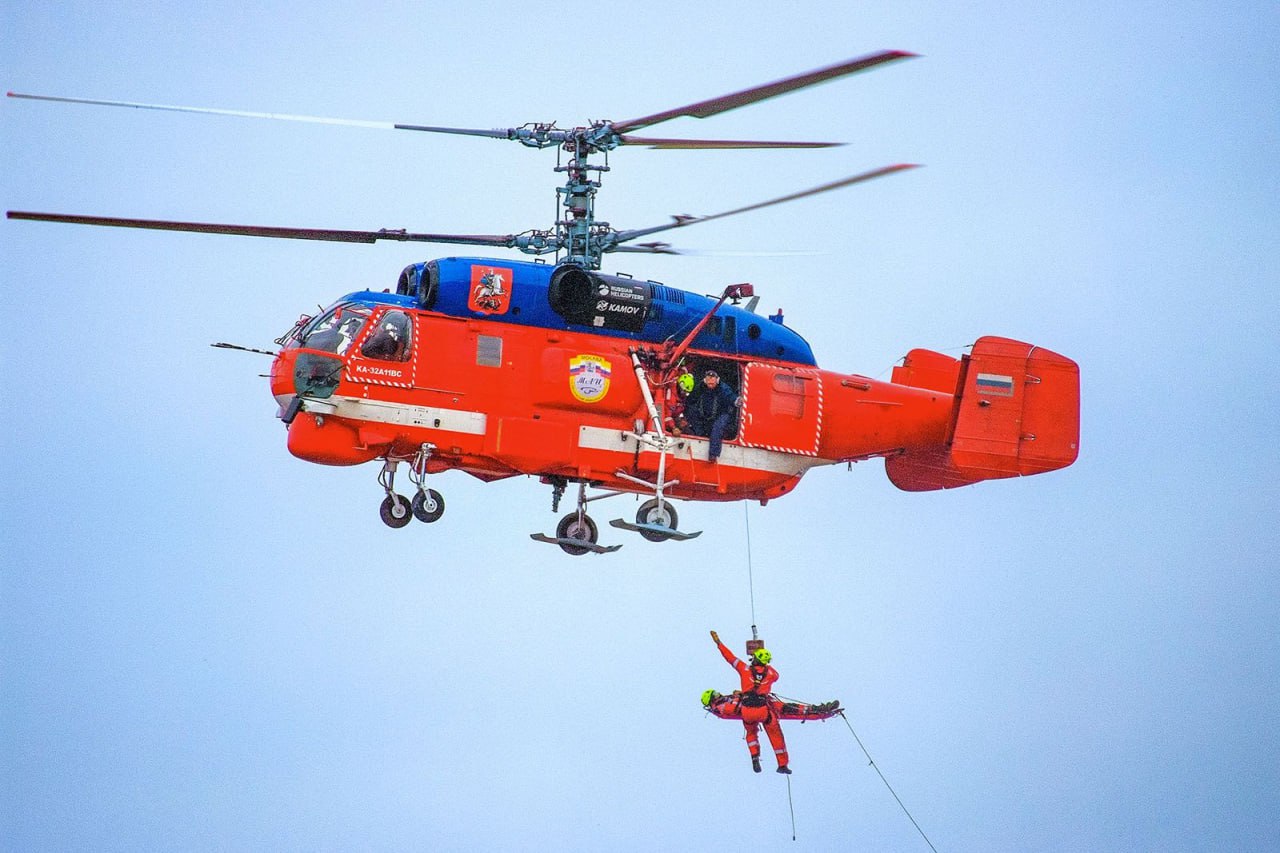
[298,304,371,355]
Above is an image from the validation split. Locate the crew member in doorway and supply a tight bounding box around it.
[710,630,790,774]
[664,367,695,436]
[684,369,736,460]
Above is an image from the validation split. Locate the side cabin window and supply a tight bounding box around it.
[299,304,370,355]
[693,316,736,351]
[770,374,808,418]
[361,310,413,362]
[476,334,502,367]
[702,317,723,339]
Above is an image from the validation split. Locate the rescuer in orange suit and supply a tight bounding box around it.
[664,368,695,436]
[710,630,791,774]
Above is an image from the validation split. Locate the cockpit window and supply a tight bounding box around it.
[361,310,413,362]
[300,305,371,355]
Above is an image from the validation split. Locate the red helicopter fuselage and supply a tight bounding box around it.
[268,257,1080,509]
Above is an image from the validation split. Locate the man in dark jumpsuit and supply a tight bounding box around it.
[683,370,737,461]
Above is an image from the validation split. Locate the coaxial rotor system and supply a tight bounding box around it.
[8,50,918,268]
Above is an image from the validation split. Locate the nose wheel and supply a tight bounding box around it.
[377,446,446,529]
[379,493,413,528]
[411,488,445,523]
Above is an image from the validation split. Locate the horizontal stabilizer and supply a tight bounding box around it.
[891,347,963,394]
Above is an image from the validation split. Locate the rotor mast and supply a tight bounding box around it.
[557,128,612,269]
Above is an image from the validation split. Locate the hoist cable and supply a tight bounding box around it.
[744,502,757,628]
[839,712,938,853]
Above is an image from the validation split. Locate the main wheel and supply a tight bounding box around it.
[412,489,445,523]
[380,493,413,528]
[635,498,678,542]
[555,513,599,556]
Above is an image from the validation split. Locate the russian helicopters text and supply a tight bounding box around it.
[7,51,1080,554]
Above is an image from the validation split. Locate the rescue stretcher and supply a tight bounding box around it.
[704,692,842,722]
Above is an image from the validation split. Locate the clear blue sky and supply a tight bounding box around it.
[3,2,1278,850]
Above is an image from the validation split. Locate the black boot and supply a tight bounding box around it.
[752,756,761,773]
[776,765,792,775]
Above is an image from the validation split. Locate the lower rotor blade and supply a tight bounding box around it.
[6,211,518,246]
[610,163,920,245]
[617,135,843,149]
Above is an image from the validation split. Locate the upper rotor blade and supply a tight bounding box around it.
[6,211,520,246]
[6,91,518,140]
[617,135,843,149]
[610,50,916,134]
[609,163,920,244]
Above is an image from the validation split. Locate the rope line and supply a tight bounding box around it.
[786,772,797,841]
[839,712,938,853]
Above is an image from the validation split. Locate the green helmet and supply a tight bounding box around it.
[752,648,772,666]
[678,372,695,393]
[701,689,719,707]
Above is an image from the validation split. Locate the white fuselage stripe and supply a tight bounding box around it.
[300,395,487,435]
[296,398,835,474]
[577,425,830,476]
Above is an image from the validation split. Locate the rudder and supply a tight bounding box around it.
[885,336,1079,491]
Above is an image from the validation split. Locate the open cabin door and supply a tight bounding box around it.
[738,362,823,457]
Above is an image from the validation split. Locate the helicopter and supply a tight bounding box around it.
[6,50,1079,555]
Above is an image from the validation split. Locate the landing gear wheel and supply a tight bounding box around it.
[379,494,413,528]
[635,498,678,542]
[555,513,599,556]
[412,489,445,523]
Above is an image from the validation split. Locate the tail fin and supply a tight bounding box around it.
[885,336,1079,491]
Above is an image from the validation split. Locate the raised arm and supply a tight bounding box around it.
[710,630,740,667]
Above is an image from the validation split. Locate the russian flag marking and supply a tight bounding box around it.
[975,372,1015,396]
